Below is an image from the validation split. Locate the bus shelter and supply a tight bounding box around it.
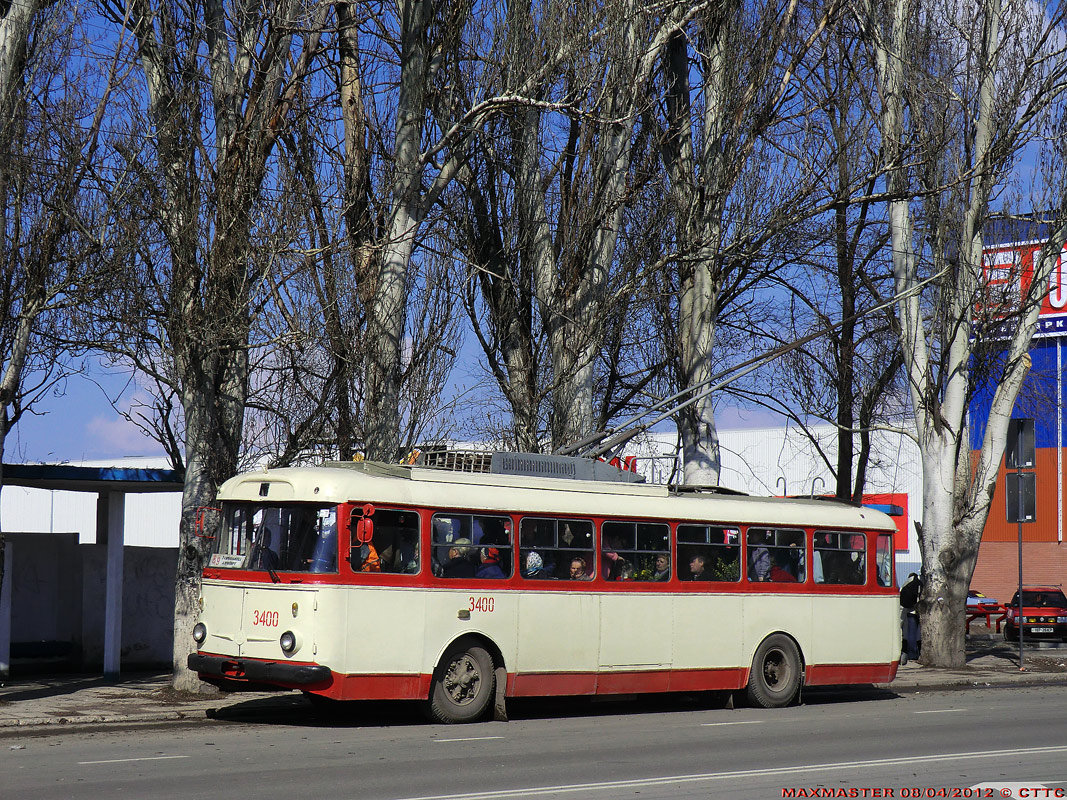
[0,463,184,677]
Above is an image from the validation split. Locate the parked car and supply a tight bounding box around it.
[967,590,1000,613]
[1003,586,1067,642]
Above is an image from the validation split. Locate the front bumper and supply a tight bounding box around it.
[1021,622,1067,639]
[189,653,331,686]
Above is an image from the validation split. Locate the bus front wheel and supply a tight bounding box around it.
[746,634,802,709]
[427,643,495,723]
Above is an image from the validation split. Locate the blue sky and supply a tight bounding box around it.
[6,368,166,464]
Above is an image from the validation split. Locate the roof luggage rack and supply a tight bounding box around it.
[415,448,645,484]
[670,484,748,496]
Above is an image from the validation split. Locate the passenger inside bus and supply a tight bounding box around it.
[602,532,631,580]
[653,553,670,581]
[569,556,591,580]
[768,551,798,582]
[379,527,419,574]
[441,538,476,578]
[688,554,709,580]
[308,522,337,573]
[476,547,507,579]
[358,540,381,572]
[523,551,553,579]
[250,525,280,571]
[750,545,771,581]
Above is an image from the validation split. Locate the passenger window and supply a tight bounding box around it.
[876,533,893,587]
[366,509,420,574]
[348,508,420,574]
[520,518,594,580]
[747,528,805,583]
[813,531,866,585]
[601,521,670,581]
[432,513,513,579]
[676,525,740,581]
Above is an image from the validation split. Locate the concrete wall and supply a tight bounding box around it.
[7,533,84,649]
[80,545,176,668]
[7,533,176,670]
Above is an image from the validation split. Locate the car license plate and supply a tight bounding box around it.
[1031,627,1054,633]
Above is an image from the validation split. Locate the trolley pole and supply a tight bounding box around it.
[1006,418,1036,673]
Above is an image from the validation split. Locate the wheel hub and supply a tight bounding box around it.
[444,655,481,705]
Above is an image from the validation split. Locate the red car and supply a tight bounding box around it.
[1003,586,1067,642]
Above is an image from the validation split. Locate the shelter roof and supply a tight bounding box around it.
[2,463,184,493]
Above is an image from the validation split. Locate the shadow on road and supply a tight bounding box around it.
[203,684,900,730]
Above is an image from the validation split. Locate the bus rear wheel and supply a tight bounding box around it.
[427,643,495,723]
[746,634,802,709]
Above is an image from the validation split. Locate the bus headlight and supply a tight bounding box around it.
[192,623,207,645]
[279,631,298,654]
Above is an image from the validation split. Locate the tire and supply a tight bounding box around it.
[427,643,495,724]
[1004,625,1017,642]
[746,634,802,709]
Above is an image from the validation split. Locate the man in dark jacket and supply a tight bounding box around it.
[899,573,921,661]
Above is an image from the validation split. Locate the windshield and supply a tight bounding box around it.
[210,503,338,573]
[1009,590,1067,608]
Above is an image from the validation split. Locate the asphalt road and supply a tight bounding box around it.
[3,685,1065,799]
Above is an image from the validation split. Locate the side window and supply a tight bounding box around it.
[601,521,670,581]
[748,528,806,583]
[876,533,893,587]
[433,513,513,579]
[349,508,419,575]
[814,531,866,585]
[370,509,420,575]
[520,518,594,580]
[677,525,740,581]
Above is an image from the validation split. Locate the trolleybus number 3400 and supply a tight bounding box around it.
[253,610,280,627]
[469,596,495,613]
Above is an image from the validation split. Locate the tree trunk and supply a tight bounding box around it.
[677,246,722,485]
[363,0,429,461]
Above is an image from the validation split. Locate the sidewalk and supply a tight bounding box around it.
[0,672,302,733]
[1,641,1065,733]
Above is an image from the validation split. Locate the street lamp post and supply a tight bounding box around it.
[1006,418,1036,672]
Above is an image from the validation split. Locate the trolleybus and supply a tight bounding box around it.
[188,454,900,723]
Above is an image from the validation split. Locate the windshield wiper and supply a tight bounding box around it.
[267,566,281,584]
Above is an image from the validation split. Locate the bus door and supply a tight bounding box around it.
[597,521,673,672]
[514,518,600,693]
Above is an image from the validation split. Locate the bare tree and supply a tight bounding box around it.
[0,3,112,594]
[859,0,1067,666]
[449,0,700,452]
[657,0,843,485]
[747,23,904,502]
[96,0,330,690]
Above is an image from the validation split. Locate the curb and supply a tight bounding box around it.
[885,672,1067,692]
[3,710,207,728]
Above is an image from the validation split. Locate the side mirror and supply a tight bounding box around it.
[354,517,375,544]
[348,504,376,567]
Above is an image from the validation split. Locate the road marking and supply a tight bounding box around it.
[913,709,967,714]
[390,744,1067,800]
[433,736,505,743]
[78,755,189,766]
[700,720,764,727]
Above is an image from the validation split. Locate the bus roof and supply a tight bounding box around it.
[216,461,897,532]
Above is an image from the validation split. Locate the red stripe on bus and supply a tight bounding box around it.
[506,667,748,697]
[804,662,898,685]
[320,673,433,701]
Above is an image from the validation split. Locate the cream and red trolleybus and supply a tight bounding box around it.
[189,453,900,723]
